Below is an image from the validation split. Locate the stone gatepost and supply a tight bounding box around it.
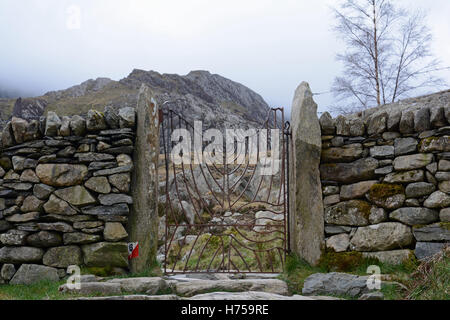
[129,84,160,273]
[289,82,324,266]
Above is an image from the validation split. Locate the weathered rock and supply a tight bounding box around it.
[82,242,128,267]
[302,273,370,297]
[38,222,74,233]
[384,170,424,184]
[367,184,405,210]
[439,181,450,193]
[413,223,450,241]
[324,200,371,226]
[6,212,40,223]
[0,246,44,263]
[415,242,446,260]
[394,137,418,156]
[440,208,450,222]
[340,181,378,200]
[335,116,350,136]
[10,264,59,285]
[93,164,133,177]
[367,112,387,136]
[59,116,71,136]
[57,146,76,157]
[424,191,450,208]
[419,136,450,152]
[435,171,450,181]
[325,234,349,253]
[375,166,393,175]
[118,107,136,128]
[2,122,15,147]
[350,223,413,252]
[187,292,320,300]
[0,230,28,245]
[104,106,120,129]
[11,117,28,143]
[362,250,413,265]
[59,282,122,295]
[399,110,415,134]
[36,164,88,187]
[98,194,133,206]
[81,204,129,216]
[107,277,165,294]
[175,279,289,297]
[322,144,363,163]
[370,146,394,159]
[323,186,339,196]
[387,111,402,131]
[86,110,107,131]
[85,176,111,194]
[108,173,131,193]
[319,112,335,135]
[54,186,96,206]
[430,107,447,128]
[69,115,86,136]
[103,222,128,241]
[405,182,436,198]
[320,158,379,184]
[414,108,431,132]
[390,208,439,226]
[26,231,63,248]
[19,169,40,183]
[63,232,101,245]
[43,246,83,268]
[45,112,61,136]
[394,154,433,171]
[1,264,16,281]
[0,220,12,232]
[75,152,115,162]
[323,194,340,207]
[369,207,387,224]
[325,225,352,235]
[97,141,111,151]
[33,183,55,200]
[43,194,78,216]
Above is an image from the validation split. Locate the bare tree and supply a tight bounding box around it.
[331,0,447,112]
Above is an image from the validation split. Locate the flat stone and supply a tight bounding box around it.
[85,176,111,194]
[20,169,40,183]
[43,195,78,216]
[73,221,104,229]
[324,225,352,235]
[323,186,339,196]
[369,207,387,224]
[3,182,33,191]
[324,200,371,226]
[390,208,439,226]
[175,279,288,297]
[81,204,129,216]
[415,242,447,260]
[350,223,413,252]
[43,246,83,268]
[419,136,450,152]
[88,162,117,171]
[36,164,88,187]
[375,166,393,175]
[104,222,128,241]
[63,232,101,245]
[323,194,340,207]
[439,181,450,193]
[0,246,44,263]
[382,132,401,140]
[362,250,413,265]
[10,264,59,285]
[440,208,450,222]
[413,223,450,241]
[93,164,133,177]
[59,282,122,295]
[54,186,96,206]
[75,152,115,162]
[6,212,40,223]
[370,146,394,159]
[394,138,418,156]
[0,230,28,245]
[107,277,165,294]
[384,170,424,184]
[320,158,379,184]
[326,234,349,253]
[98,194,133,206]
[340,181,378,200]
[302,273,370,297]
[394,154,434,171]
[82,242,128,267]
[1,264,16,281]
[108,173,131,193]
[435,171,450,181]
[26,231,63,248]
[322,144,363,163]
[38,222,74,233]
[424,191,450,208]
[405,182,436,198]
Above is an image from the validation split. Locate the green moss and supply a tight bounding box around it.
[318,250,367,272]
[82,266,122,277]
[439,222,450,231]
[368,184,405,200]
[351,200,372,219]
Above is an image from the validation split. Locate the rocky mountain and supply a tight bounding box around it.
[0,69,272,131]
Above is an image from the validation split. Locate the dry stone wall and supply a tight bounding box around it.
[319,91,450,264]
[0,108,136,284]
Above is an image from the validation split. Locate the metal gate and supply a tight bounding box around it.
[160,107,290,274]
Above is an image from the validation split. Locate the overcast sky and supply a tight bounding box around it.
[0,0,449,114]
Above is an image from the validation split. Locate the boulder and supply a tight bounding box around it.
[335,116,350,136]
[45,112,61,136]
[33,184,55,200]
[414,108,431,132]
[394,138,418,156]
[0,230,28,246]
[340,181,378,201]
[325,234,349,253]
[54,186,96,206]
[2,122,15,147]
[20,195,44,212]
[118,107,136,128]
[399,110,415,134]
[302,273,370,297]
[405,182,436,198]
[59,282,122,295]
[85,177,111,194]
[387,111,402,131]
[350,223,413,252]
[59,116,71,136]
[26,231,63,248]
[384,170,424,184]
[415,242,446,260]
[11,117,29,144]
[319,112,335,135]
[82,242,128,267]
[393,154,433,171]
[104,106,120,129]
[10,264,59,285]
[324,200,371,226]
[43,246,83,268]
[70,115,87,136]
[86,110,107,131]
[367,112,387,136]
[430,107,447,128]
[320,158,379,184]
[36,164,88,187]
[390,208,439,226]
[419,136,450,153]
[0,246,44,263]
[43,195,78,216]
[370,146,394,159]
[424,191,450,208]
[20,169,40,183]
[413,223,450,242]
[104,222,128,241]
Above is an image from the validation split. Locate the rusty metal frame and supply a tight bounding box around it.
[161,108,290,274]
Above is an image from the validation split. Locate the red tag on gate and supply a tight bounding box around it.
[128,242,139,260]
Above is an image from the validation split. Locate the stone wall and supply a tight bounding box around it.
[0,108,136,284]
[319,90,450,264]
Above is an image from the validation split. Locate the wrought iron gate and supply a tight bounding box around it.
[160,108,290,274]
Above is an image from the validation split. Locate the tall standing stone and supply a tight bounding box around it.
[289,82,324,266]
[129,84,160,273]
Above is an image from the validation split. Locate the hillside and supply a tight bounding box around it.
[0,69,271,130]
